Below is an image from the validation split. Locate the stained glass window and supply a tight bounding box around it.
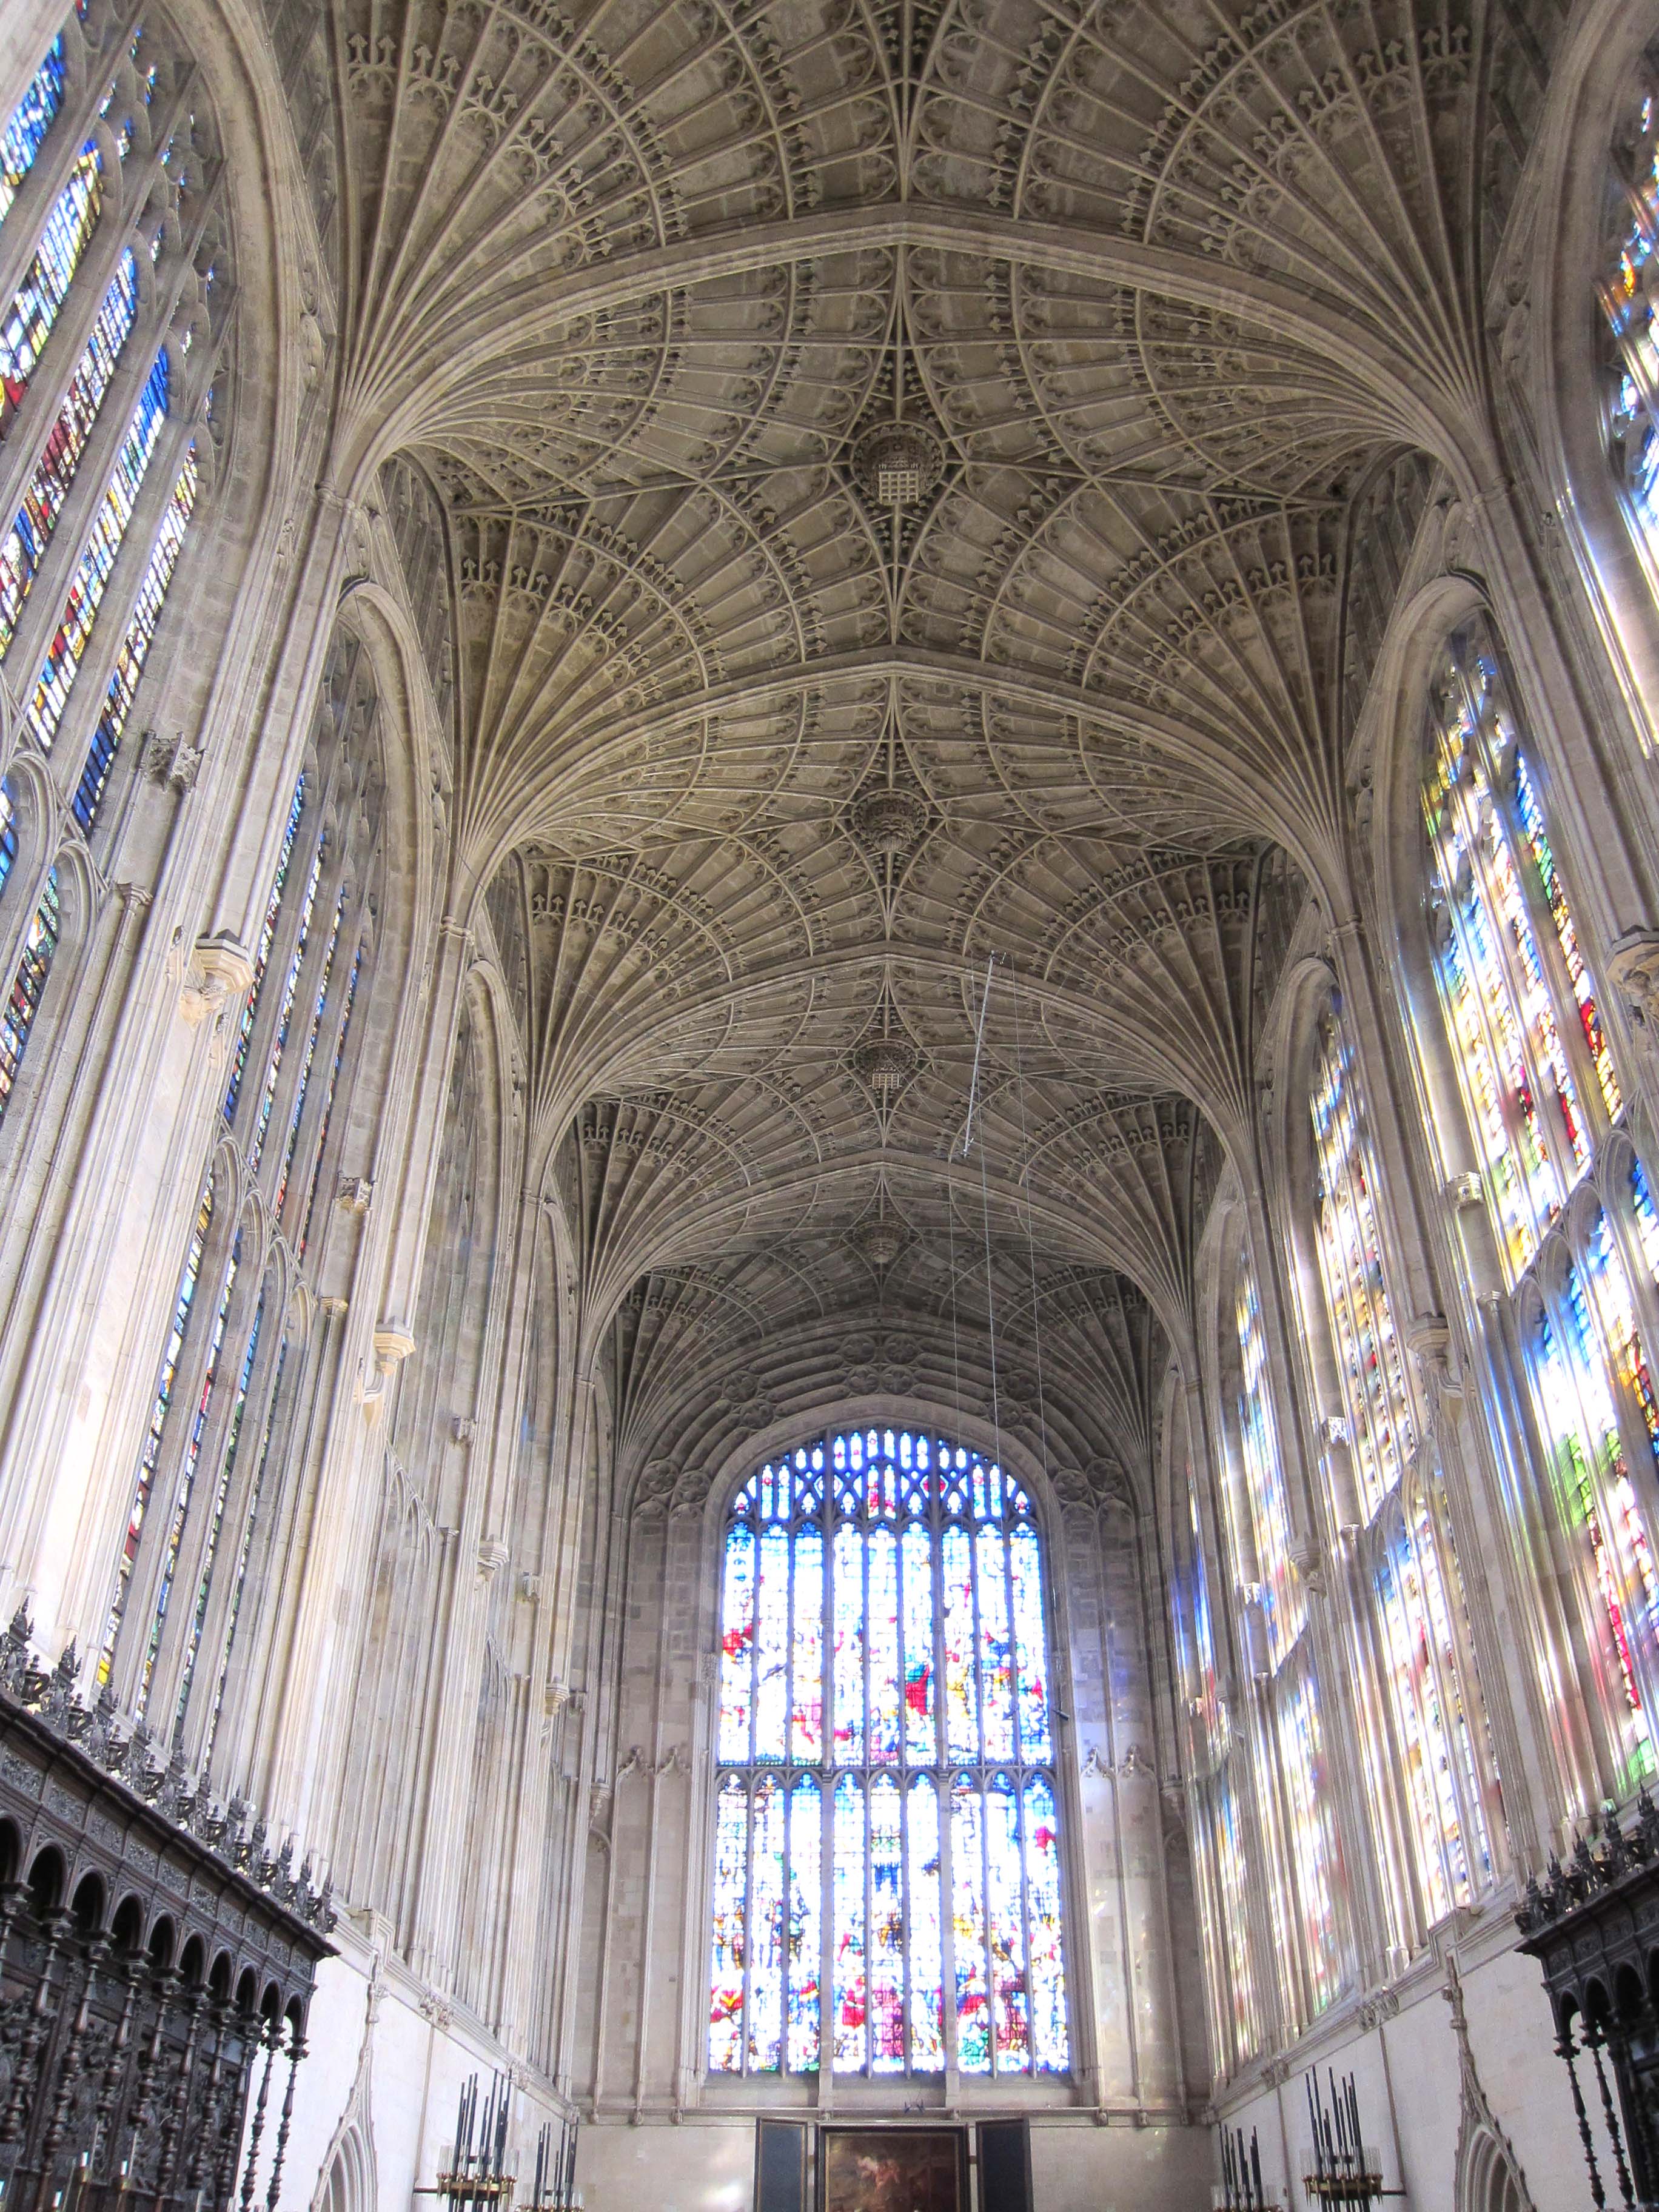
[1,141,103,442]
[1534,1279,1657,1787]
[298,942,361,1255]
[1423,625,1616,1283]
[225,776,304,1123]
[1232,1248,1303,1666]
[1195,1766,1260,2066]
[0,249,139,661]
[1603,78,1659,538]
[75,446,196,832]
[100,1176,213,1677]
[1309,1004,1490,1923]
[0,870,59,1128]
[1418,619,1659,1787]
[1273,1649,1342,2014]
[26,347,169,748]
[0,39,66,235]
[709,1427,1068,2079]
[0,435,197,1134]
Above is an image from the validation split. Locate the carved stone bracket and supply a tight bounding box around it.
[142,728,204,794]
[179,933,253,1030]
[358,1324,415,1426]
[1607,930,1659,1029]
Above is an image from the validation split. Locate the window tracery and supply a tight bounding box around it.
[1421,618,1659,1794]
[709,1427,1068,2081]
[1307,1003,1492,1929]
[1219,1239,1341,2027]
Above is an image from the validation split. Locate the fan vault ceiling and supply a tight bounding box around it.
[310,0,1555,1488]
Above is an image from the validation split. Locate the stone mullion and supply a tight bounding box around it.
[388,1530,452,1934]
[1114,1488,1188,2115]
[140,1236,269,1738]
[205,1301,336,1807]
[363,917,471,1346]
[104,1164,241,1713]
[403,1150,531,1991]
[492,1211,562,2054]
[252,818,353,1217]
[172,1287,288,1773]
[329,1476,407,1902]
[553,1481,620,2096]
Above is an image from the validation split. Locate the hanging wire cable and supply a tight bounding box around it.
[961,957,1004,1468]
[1008,962,1053,1489]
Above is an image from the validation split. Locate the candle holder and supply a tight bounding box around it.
[434,2070,516,2212]
[1300,2067,1398,2207]
[1214,2121,1279,2210]
[435,2177,516,2209]
[1298,2153,1385,2205]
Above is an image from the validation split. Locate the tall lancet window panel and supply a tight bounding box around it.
[709,1428,1070,2081]
[1309,1004,1492,1926]
[1421,619,1659,1794]
[0,5,226,1131]
[1602,58,1659,560]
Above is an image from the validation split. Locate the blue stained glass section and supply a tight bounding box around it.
[27,349,169,749]
[0,40,65,233]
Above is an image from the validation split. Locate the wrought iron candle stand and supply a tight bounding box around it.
[525,2118,579,2212]
[1213,2122,1282,2210]
[435,2073,514,2212]
[1301,2068,1393,2206]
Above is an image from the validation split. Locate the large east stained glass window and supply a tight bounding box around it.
[709,1427,1068,2080]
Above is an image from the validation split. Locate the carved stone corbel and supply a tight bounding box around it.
[1607,929,1659,1031]
[357,1324,415,1425]
[142,728,204,794]
[179,934,253,1030]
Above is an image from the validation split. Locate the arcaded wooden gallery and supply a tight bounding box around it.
[1,0,1658,2206]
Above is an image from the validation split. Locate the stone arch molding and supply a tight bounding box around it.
[309,1963,380,2212]
[1442,1959,1538,2212]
